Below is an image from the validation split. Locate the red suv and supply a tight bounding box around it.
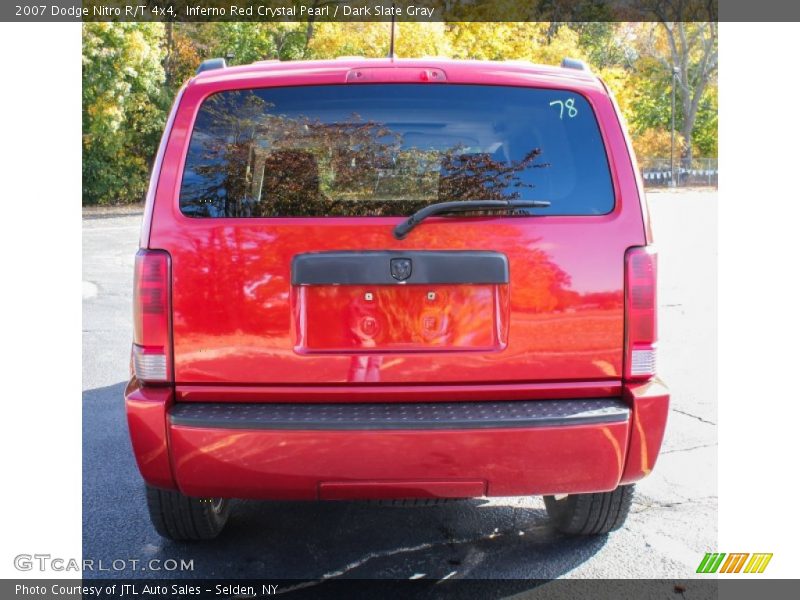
[126,57,668,540]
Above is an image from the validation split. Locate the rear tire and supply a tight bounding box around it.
[544,485,634,535]
[145,485,230,541]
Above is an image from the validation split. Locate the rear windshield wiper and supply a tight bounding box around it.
[393,199,551,240]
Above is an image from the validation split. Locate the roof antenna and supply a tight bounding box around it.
[388,1,396,60]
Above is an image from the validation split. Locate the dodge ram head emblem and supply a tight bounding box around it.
[390,258,412,281]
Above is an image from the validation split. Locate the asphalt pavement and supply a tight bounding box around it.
[82,190,717,581]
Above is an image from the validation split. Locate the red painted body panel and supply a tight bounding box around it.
[139,86,185,249]
[168,419,630,499]
[620,378,670,484]
[163,220,632,384]
[318,481,487,501]
[124,380,176,490]
[127,58,670,499]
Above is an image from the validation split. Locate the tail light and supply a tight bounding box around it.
[624,246,657,381]
[133,249,171,384]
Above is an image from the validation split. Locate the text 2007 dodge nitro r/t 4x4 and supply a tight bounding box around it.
[126,57,669,540]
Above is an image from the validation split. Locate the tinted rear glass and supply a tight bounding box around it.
[179,84,614,217]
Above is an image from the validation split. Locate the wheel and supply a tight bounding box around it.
[544,485,634,535]
[145,485,230,541]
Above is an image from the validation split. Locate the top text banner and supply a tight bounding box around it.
[9,0,784,23]
[2,0,798,22]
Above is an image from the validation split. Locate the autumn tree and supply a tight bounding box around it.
[82,23,167,205]
[447,22,585,64]
[308,22,451,58]
[568,21,718,162]
[637,12,717,165]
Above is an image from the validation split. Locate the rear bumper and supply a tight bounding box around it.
[125,380,669,499]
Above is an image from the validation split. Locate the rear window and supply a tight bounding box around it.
[179,84,614,218]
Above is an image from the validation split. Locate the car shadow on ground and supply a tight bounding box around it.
[83,382,609,581]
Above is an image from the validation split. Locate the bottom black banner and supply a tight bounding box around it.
[3,579,799,599]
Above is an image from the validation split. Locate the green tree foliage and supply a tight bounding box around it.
[691,83,718,158]
[202,22,310,64]
[83,23,167,205]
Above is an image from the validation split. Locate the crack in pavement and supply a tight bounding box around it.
[671,408,716,426]
[632,495,717,513]
[278,529,510,591]
[662,443,718,454]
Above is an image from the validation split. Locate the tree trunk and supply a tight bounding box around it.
[657,21,716,171]
[164,21,174,89]
[681,121,693,167]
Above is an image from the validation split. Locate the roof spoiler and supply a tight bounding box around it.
[196,58,227,75]
[560,57,590,72]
